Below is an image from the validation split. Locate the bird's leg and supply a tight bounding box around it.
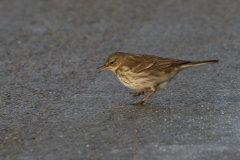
[129,92,146,97]
[131,87,156,105]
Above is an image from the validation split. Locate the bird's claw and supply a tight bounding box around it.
[131,101,149,105]
[129,92,146,97]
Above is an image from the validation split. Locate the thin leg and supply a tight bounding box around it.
[131,87,156,105]
[129,92,146,97]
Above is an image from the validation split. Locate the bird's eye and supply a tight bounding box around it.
[110,61,114,65]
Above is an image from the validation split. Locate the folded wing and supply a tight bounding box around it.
[125,54,189,73]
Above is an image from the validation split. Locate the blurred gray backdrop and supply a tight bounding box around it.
[0,0,240,159]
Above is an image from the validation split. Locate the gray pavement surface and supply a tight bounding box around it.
[0,0,240,159]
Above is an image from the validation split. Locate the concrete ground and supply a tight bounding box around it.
[0,0,240,159]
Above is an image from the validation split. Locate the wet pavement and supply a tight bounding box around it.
[0,0,240,159]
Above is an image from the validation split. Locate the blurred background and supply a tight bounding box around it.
[0,0,240,159]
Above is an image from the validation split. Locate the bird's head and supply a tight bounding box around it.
[99,52,127,72]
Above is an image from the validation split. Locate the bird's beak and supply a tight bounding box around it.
[101,66,109,72]
[98,65,109,72]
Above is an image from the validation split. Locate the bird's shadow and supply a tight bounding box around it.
[112,95,240,119]
[132,94,240,107]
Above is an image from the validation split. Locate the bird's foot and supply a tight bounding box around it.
[131,101,149,105]
[129,92,146,97]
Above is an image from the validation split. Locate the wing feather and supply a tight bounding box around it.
[122,54,189,73]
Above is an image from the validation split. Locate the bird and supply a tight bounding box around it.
[99,52,219,105]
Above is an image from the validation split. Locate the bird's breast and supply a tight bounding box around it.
[115,69,153,92]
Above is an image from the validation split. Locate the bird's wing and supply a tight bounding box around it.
[125,54,189,73]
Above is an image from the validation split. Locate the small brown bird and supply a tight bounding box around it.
[100,52,219,105]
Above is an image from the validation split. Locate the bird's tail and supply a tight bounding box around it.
[180,60,219,69]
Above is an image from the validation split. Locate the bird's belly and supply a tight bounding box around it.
[116,72,160,92]
[116,70,177,92]
[118,77,152,92]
